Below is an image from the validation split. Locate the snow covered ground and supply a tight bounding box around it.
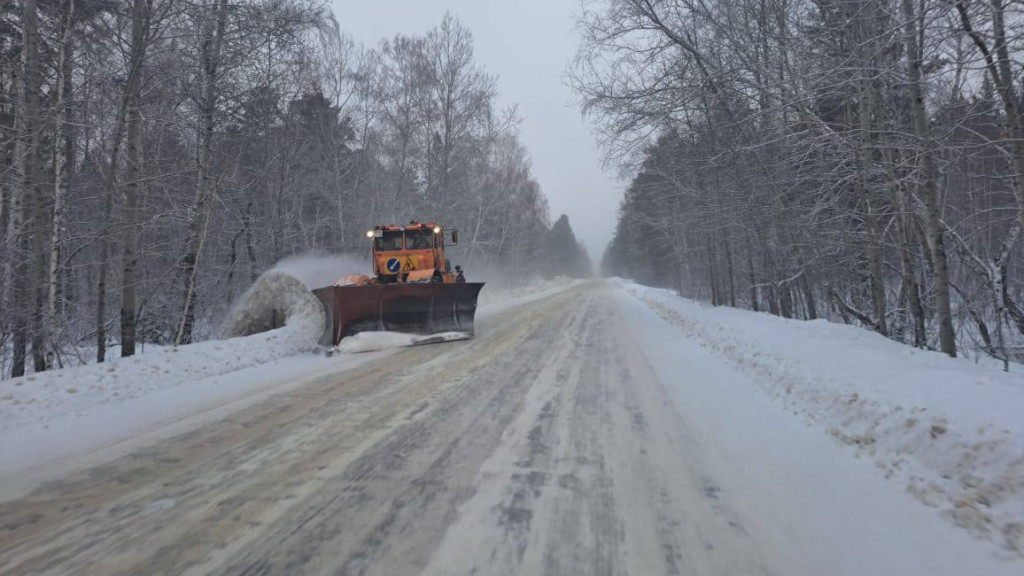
[0,276,578,499]
[614,278,1024,555]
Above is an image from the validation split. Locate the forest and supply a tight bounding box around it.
[0,1,592,377]
[579,0,1024,364]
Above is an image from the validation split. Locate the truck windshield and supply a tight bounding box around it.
[374,231,403,251]
[406,229,434,249]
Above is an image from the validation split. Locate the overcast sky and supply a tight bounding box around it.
[329,0,621,262]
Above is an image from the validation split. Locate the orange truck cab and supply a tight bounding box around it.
[315,220,482,345]
[367,221,465,284]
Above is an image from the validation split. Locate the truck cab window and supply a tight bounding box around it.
[406,229,434,249]
[374,231,403,251]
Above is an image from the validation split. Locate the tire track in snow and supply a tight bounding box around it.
[421,284,777,576]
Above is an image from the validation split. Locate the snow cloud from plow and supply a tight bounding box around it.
[219,252,370,345]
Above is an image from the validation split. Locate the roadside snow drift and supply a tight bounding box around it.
[0,270,325,443]
[617,279,1024,554]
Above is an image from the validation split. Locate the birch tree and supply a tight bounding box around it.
[0,7,553,376]
[583,0,1024,362]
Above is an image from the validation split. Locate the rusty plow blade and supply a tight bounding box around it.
[312,283,484,348]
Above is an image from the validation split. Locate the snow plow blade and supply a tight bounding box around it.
[312,283,484,347]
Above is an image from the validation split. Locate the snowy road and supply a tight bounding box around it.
[1,281,1019,575]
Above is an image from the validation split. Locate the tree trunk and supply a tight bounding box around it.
[764,249,779,316]
[10,0,44,376]
[865,204,889,336]
[707,237,719,306]
[905,0,956,356]
[48,0,74,344]
[0,59,9,244]
[746,234,758,312]
[8,17,30,377]
[245,200,258,283]
[779,284,793,319]
[26,0,48,372]
[857,74,888,337]
[793,244,817,320]
[22,0,52,374]
[96,0,147,362]
[884,144,927,348]
[724,233,736,307]
[176,0,228,345]
[120,0,149,357]
[800,273,817,321]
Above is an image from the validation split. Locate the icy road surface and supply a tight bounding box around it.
[1,281,1019,575]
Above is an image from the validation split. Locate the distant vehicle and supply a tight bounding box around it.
[312,221,484,347]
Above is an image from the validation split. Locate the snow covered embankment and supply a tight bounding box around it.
[0,271,324,441]
[617,280,1024,554]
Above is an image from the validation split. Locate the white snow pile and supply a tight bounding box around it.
[616,279,1024,554]
[0,269,325,437]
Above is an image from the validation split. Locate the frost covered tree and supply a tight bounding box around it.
[0,5,552,377]
[577,0,1024,363]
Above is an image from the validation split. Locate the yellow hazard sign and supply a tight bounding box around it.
[401,256,417,271]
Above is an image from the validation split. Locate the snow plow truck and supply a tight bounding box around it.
[313,221,484,347]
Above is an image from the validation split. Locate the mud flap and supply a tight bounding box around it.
[312,283,484,347]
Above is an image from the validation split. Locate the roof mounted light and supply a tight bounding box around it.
[366,230,374,238]
[433,226,441,234]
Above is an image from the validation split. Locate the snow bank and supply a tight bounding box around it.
[0,257,356,446]
[1,270,325,442]
[616,279,1024,554]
